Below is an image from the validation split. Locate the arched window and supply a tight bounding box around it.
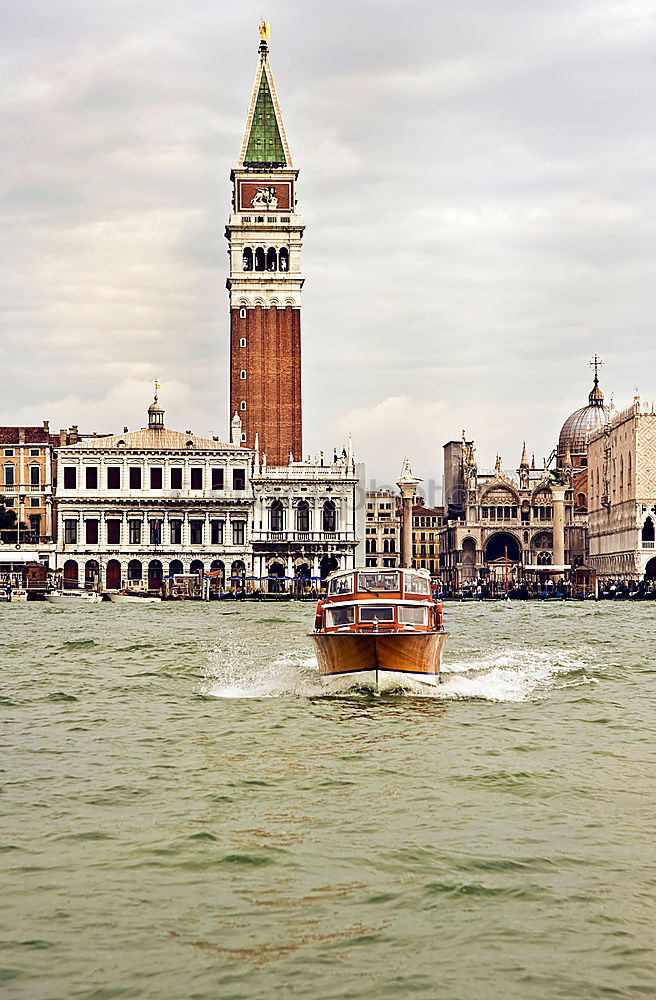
[537,551,552,565]
[240,370,247,380]
[628,452,632,486]
[270,500,284,532]
[322,500,336,532]
[296,500,309,532]
[576,492,587,511]
[267,247,277,271]
[279,248,289,272]
[240,401,247,411]
[620,456,624,490]
[242,248,253,271]
[642,518,655,542]
[254,247,265,271]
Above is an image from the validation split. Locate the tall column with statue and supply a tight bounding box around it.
[397,459,420,569]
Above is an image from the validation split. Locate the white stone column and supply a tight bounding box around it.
[552,485,567,582]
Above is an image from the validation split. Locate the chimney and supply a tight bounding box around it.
[42,420,49,433]
[69,425,79,444]
[59,429,67,446]
[18,428,25,444]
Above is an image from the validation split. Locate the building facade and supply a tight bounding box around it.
[226,28,303,466]
[0,423,54,547]
[364,490,400,568]
[588,397,656,580]
[412,502,443,576]
[53,397,254,590]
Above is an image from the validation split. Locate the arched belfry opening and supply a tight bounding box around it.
[642,518,655,543]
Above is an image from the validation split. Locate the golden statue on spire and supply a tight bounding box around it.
[259,20,270,42]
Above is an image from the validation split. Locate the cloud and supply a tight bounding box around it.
[1,0,655,489]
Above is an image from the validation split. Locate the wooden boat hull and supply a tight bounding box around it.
[311,631,447,691]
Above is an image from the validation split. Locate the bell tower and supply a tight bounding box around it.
[226,23,304,466]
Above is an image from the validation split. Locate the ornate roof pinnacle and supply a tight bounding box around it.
[520,441,529,468]
[588,351,605,406]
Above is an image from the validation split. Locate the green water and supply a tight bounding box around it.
[1,601,655,999]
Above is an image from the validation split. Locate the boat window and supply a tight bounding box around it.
[328,574,353,595]
[358,605,394,623]
[399,606,428,625]
[326,606,354,627]
[357,571,398,592]
[405,573,430,595]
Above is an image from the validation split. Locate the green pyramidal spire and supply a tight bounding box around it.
[244,71,285,166]
[239,36,291,169]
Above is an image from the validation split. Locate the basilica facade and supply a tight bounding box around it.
[438,367,608,590]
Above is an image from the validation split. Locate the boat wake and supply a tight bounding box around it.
[200,646,596,702]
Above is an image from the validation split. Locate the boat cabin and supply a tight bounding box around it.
[318,568,442,634]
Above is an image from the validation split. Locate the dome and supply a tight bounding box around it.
[558,377,608,458]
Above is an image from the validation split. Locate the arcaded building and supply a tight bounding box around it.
[588,396,656,580]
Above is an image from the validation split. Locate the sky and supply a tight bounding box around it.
[2,0,656,496]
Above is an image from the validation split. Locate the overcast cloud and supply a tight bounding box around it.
[1,0,655,491]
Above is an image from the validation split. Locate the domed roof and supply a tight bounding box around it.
[558,377,608,457]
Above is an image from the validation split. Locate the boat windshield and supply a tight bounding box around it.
[328,573,354,596]
[399,605,428,625]
[326,606,354,627]
[357,571,399,593]
[404,573,430,595]
[358,605,394,622]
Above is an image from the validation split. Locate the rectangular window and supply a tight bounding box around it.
[170,467,182,490]
[3,465,15,487]
[233,468,246,491]
[358,605,394,623]
[129,519,141,545]
[85,520,99,544]
[211,520,224,545]
[30,466,40,486]
[30,448,39,457]
[63,467,76,489]
[399,606,428,625]
[29,514,41,535]
[150,467,163,490]
[85,466,98,489]
[211,468,224,490]
[106,519,121,544]
[129,466,142,489]
[149,519,162,545]
[169,519,182,545]
[64,520,78,545]
[4,448,14,456]
[190,519,203,545]
[357,570,399,592]
[107,467,121,490]
[30,497,40,508]
[231,520,245,545]
[326,606,355,627]
[190,468,203,490]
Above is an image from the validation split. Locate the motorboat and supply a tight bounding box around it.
[108,591,161,604]
[45,590,103,605]
[311,567,447,692]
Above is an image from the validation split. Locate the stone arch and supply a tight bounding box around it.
[190,559,204,576]
[267,560,285,593]
[63,559,79,589]
[127,559,142,582]
[85,559,100,589]
[642,517,655,542]
[148,559,163,591]
[242,247,253,271]
[106,559,121,590]
[210,560,225,588]
[322,500,337,532]
[537,551,552,565]
[532,531,553,550]
[296,499,310,531]
[279,248,289,271]
[266,247,277,271]
[169,559,183,578]
[270,499,285,532]
[319,555,339,579]
[254,247,265,271]
[645,556,656,579]
[231,560,246,583]
[484,532,521,563]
